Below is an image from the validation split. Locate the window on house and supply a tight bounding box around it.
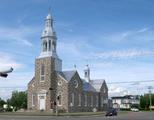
[32,94,36,106]
[78,94,81,106]
[85,94,87,106]
[40,64,45,81]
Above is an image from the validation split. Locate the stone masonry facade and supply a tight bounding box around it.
[27,12,108,113]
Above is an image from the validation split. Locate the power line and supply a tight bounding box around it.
[0,80,153,89]
[107,80,154,84]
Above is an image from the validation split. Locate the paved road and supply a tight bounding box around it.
[0,112,153,120]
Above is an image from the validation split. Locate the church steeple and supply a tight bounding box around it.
[39,12,58,58]
[84,65,90,82]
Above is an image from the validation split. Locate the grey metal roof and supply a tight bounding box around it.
[90,79,105,92]
[57,71,105,92]
[83,82,97,92]
[57,70,76,81]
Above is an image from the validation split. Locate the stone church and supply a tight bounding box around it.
[27,12,108,113]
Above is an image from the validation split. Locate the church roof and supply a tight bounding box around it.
[82,79,96,92]
[90,79,105,92]
[57,70,106,92]
[57,70,77,81]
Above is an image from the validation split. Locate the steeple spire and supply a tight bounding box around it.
[39,11,58,58]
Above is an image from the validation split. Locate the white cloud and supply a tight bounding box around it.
[0,52,23,70]
[101,27,151,42]
[109,85,135,97]
[93,49,154,59]
[0,26,40,47]
[136,27,149,33]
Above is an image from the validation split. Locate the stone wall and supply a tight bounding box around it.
[56,74,69,112]
[28,56,57,111]
[99,81,108,111]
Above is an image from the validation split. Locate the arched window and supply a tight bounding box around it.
[52,41,56,51]
[85,72,88,77]
[58,93,62,106]
[49,40,51,51]
[43,41,47,52]
[70,93,74,106]
[101,96,104,107]
[91,95,93,107]
[32,93,36,106]
[78,94,81,106]
[96,95,98,107]
[84,94,87,107]
[40,64,45,81]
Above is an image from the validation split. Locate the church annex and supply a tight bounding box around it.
[27,12,108,113]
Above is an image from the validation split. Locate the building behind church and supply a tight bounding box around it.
[27,12,108,113]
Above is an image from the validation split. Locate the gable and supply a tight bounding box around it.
[83,81,97,92]
[57,70,77,81]
[90,79,105,92]
[100,80,108,91]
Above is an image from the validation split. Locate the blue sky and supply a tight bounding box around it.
[0,0,154,99]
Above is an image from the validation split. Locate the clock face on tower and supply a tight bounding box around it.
[73,80,78,88]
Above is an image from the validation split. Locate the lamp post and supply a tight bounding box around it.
[49,87,56,114]
[49,87,59,116]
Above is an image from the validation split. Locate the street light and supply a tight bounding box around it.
[49,87,59,115]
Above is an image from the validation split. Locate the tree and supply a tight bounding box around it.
[140,94,154,110]
[0,98,6,108]
[9,91,27,110]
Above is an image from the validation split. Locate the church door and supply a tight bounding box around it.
[39,95,46,110]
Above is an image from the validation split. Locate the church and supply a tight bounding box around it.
[27,12,108,113]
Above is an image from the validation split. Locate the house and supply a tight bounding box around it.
[27,11,108,113]
[112,95,140,110]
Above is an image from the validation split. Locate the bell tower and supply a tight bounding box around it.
[33,12,62,111]
[39,12,62,71]
[40,13,57,58]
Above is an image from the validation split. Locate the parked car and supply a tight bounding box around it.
[131,108,139,112]
[105,108,118,116]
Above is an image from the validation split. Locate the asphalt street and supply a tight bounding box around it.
[0,111,153,120]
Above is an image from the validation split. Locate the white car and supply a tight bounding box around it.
[131,108,139,112]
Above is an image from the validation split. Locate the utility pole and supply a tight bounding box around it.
[148,86,152,111]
